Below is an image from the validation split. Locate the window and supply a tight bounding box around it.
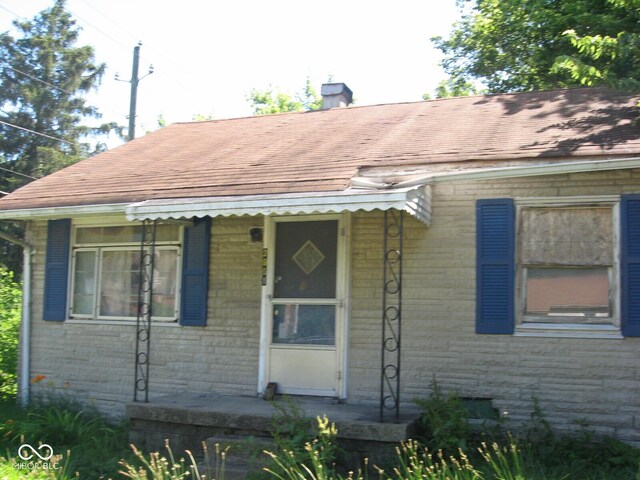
[70,224,181,321]
[476,195,640,338]
[518,204,617,327]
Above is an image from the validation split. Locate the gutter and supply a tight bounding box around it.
[351,156,640,189]
[0,202,128,221]
[0,230,32,407]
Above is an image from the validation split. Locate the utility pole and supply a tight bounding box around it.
[116,42,153,142]
[128,44,140,141]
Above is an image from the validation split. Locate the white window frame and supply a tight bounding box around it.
[69,222,182,322]
[515,196,622,338]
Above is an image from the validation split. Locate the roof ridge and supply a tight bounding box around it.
[173,86,613,126]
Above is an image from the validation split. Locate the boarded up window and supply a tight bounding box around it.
[520,207,613,266]
[520,206,614,322]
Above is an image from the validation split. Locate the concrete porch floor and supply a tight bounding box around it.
[127,392,421,455]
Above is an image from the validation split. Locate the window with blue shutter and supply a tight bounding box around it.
[621,194,640,337]
[44,219,71,321]
[476,199,515,334]
[180,217,211,326]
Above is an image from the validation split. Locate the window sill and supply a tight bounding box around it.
[65,319,181,327]
[514,322,622,339]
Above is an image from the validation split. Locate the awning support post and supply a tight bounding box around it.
[134,220,157,402]
[380,209,403,422]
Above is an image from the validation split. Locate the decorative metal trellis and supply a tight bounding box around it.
[134,219,157,402]
[380,209,403,422]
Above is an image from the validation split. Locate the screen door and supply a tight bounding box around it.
[266,219,343,396]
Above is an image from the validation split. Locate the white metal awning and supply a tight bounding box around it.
[125,186,432,225]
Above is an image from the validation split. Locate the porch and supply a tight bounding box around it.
[127,392,420,462]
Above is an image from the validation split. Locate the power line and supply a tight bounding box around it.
[79,0,138,46]
[78,1,194,85]
[1,62,126,120]
[0,4,23,20]
[0,165,37,180]
[76,1,203,113]
[0,6,128,123]
[0,119,81,146]
[1,63,76,97]
[68,8,132,55]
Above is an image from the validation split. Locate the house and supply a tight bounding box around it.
[1,85,639,446]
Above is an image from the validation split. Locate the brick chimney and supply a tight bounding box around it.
[321,83,353,110]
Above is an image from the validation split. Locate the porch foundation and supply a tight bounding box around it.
[127,393,420,468]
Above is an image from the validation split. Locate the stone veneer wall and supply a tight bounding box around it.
[351,169,640,445]
[25,216,264,417]
[23,168,640,445]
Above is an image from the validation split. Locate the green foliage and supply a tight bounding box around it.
[424,77,483,100]
[434,0,640,93]
[15,405,110,447]
[0,395,638,479]
[270,397,314,455]
[0,0,122,275]
[263,442,341,480]
[247,78,322,115]
[263,437,529,480]
[413,382,471,455]
[0,266,21,400]
[0,449,74,479]
[247,88,302,115]
[519,398,640,477]
[477,442,524,480]
[0,399,130,479]
[0,0,121,193]
[269,399,339,472]
[552,25,640,90]
[119,440,226,480]
[389,440,480,480]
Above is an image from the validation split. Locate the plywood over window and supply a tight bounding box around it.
[520,207,612,266]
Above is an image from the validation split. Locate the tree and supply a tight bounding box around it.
[0,0,119,193]
[552,0,640,90]
[247,78,322,115]
[433,0,640,94]
[423,77,482,100]
[0,0,119,275]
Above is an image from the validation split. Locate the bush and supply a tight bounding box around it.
[265,398,339,478]
[0,266,21,400]
[271,399,338,460]
[413,381,471,455]
[0,399,130,479]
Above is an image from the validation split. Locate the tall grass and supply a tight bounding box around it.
[119,440,226,480]
[0,398,130,478]
[1,391,639,479]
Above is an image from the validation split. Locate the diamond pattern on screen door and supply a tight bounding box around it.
[292,240,325,274]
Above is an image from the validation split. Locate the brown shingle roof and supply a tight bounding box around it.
[1,87,639,211]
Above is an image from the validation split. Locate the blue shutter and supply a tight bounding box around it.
[476,199,515,334]
[621,194,640,337]
[180,217,211,326]
[43,219,71,321]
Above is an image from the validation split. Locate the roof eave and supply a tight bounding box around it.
[0,203,129,221]
[1,155,640,223]
[352,156,640,189]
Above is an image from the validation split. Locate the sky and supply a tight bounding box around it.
[0,0,461,148]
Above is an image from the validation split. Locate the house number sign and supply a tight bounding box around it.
[262,248,268,286]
